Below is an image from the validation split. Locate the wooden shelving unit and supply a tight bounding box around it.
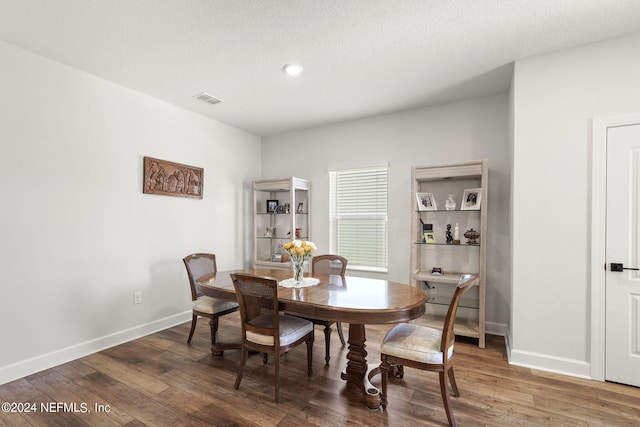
[253,177,311,271]
[410,160,487,347]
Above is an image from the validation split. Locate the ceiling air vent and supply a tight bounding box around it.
[193,92,222,105]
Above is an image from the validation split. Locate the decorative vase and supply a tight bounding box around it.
[464,228,480,245]
[292,258,304,283]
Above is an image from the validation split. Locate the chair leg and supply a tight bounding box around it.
[336,322,346,346]
[209,316,219,346]
[187,314,198,343]
[274,351,280,403]
[306,337,313,376]
[448,366,460,397]
[439,371,456,427]
[234,346,248,391]
[380,359,389,409]
[323,323,332,364]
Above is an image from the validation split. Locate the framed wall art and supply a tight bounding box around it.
[143,156,203,199]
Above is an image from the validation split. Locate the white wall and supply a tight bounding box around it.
[262,94,511,333]
[0,41,261,384]
[510,32,640,377]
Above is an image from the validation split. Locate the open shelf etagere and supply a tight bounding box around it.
[253,177,311,271]
[410,160,487,348]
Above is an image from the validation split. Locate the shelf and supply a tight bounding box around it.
[413,311,480,338]
[425,291,479,310]
[415,242,480,246]
[257,212,308,215]
[416,209,481,213]
[414,271,471,283]
[257,236,309,240]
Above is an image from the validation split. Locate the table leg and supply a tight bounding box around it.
[211,341,241,357]
[340,324,381,410]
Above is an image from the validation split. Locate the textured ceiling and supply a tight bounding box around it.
[1,0,640,137]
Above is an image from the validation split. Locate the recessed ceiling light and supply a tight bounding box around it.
[282,63,304,77]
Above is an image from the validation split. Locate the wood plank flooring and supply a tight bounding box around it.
[1,313,639,426]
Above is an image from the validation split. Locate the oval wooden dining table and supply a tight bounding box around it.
[196,268,426,409]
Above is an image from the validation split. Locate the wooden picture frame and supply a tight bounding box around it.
[143,156,203,199]
[416,192,437,211]
[461,188,482,210]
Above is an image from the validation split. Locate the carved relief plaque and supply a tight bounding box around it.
[143,156,203,199]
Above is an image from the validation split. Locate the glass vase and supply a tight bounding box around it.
[292,258,304,284]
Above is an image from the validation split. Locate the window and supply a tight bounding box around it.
[329,165,388,271]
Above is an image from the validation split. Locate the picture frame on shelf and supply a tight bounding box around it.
[267,199,278,213]
[416,192,437,211]
[424,231,436,243]
[461,188,482,210]
[271,253,283,262]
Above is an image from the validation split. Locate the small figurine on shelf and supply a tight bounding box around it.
[445,224,453,244]
[445,195,456,211]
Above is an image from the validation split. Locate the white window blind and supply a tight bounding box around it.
[329,166,388,271]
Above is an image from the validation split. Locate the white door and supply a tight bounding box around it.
[606,123,640,386]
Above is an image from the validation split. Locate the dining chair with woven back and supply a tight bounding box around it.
[231,273,314,403]
[310,254,347,364]
[182,253,239,346]
[379,274,479,426]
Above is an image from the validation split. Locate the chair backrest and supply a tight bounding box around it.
[183,253,217,301]
[231,273,280,346]
[440,274,479,353]
[312,254,348,277]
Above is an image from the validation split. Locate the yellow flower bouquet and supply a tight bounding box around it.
[283,239,316,283]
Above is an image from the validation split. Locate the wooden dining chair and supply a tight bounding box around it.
[183,253,239,346]
[379,274,479,426]
[310,254,347,364]
[231,273,314,403]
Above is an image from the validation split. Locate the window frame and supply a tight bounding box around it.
[329,165,388,273]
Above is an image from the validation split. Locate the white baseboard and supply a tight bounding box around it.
[490,324,592,380]
[0,311,192,386]
[485,321,507,337]
[508,348,592,379]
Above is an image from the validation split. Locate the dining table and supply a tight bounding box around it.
[196,268,427,409]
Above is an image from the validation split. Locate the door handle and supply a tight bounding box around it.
[610,263,640,272]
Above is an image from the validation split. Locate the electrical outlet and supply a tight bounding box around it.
[133,291,142,305]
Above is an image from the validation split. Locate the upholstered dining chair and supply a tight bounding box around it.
[310,254,347,364]
[182,253,239,345]
[379,274,479,427]
[231,273,314,403]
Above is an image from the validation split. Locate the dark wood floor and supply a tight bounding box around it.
[1,313,639,426]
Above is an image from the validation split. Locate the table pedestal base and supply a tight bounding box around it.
[340,324,382,410]
[211,341,241,357]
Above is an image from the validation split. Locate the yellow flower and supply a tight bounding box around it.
[283,239,316,258]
